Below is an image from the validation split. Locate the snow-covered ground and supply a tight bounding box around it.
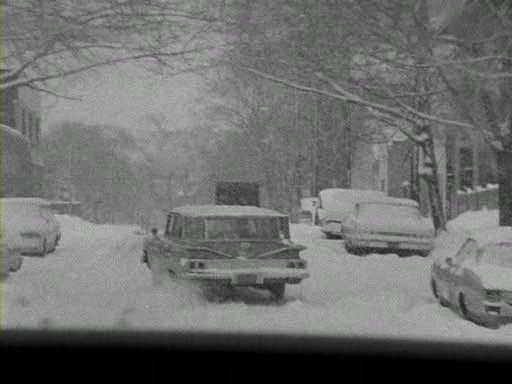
[2,211,512,344]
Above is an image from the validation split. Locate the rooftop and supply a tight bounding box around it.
[171,205,287,218]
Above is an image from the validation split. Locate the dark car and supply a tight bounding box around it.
[142,205,309,300]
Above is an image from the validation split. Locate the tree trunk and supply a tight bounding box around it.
[497,148,512,226]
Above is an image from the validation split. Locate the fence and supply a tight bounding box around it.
[449,186,498,219]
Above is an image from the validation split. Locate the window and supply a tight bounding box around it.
[21,109,27,135]
[35,118,40,144]
[165,214,173,235]
[455,239,477,264]
[29,113,34,141]
[184,217,205,240]
[170,214,183,239]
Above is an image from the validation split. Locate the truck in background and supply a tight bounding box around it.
[215,182,260,207]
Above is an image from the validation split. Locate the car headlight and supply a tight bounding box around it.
[485,290,502,302]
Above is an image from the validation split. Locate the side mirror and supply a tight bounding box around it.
[151,228,158,236]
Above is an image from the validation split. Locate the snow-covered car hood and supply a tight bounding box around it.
[354,215,434,235]
[3,218,47,233]
[470,265,512,291]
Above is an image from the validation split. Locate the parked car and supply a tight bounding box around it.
[430,227,512,328]
[1,198,61,256]
[1,230,24,281]
[142,205,309,300]
[342,197,435,256]
[318,189,386,238]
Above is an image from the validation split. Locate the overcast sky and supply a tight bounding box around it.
[42,65,206,134]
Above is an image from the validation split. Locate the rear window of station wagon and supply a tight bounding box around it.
[166,214,289,241]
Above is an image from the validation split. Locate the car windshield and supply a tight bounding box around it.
[357,203,420,219]
[205,217,282,240]
[480,244,512,268]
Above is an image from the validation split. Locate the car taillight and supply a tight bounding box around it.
[287,261,306,269]
[184,260,206,270]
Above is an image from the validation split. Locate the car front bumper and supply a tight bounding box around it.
[182,268,310,286]
[345,234,433,252]
[482,300,512,323]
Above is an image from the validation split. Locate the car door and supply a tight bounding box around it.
[434,255,452,302]
[446,239,477,304]
[165,213,184,272]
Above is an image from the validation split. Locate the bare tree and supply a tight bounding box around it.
[1,0,225,93]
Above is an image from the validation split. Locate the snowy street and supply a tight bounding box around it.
[2,213,512,344]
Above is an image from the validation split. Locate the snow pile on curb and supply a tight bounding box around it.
[446,209,498,233]
[432,209,499,260]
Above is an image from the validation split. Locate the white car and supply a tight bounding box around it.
[1,198,61,256]
[342,197,435,256]
[431,228,512,328]
[317,189,386,238]
[1,229,24,280]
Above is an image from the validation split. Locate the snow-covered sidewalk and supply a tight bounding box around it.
[2,212,512,344]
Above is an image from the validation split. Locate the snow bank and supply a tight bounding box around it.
[446,209,498,233]
[432,209,500,261]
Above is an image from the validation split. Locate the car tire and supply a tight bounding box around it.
[431,279,448,307]
[267,283,285,301]
[10,254,23,272]
[349,247,366,256]
[458,293,469,320]
[39,240,47,257]
[431,278,440,299]
[48,237,58,253]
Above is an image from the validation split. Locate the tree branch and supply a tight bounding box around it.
[1,47,207,90]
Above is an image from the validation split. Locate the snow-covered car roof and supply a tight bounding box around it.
[467,227,512,247]
[171,205,287,218]
[355,197,419,207]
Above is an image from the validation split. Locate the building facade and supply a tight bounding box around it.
[1,80,44,196]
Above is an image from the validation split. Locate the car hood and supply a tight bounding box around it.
[471,265,512,291]
[355,216,434,235]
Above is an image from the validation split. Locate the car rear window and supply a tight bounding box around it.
[204,217,283,240]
